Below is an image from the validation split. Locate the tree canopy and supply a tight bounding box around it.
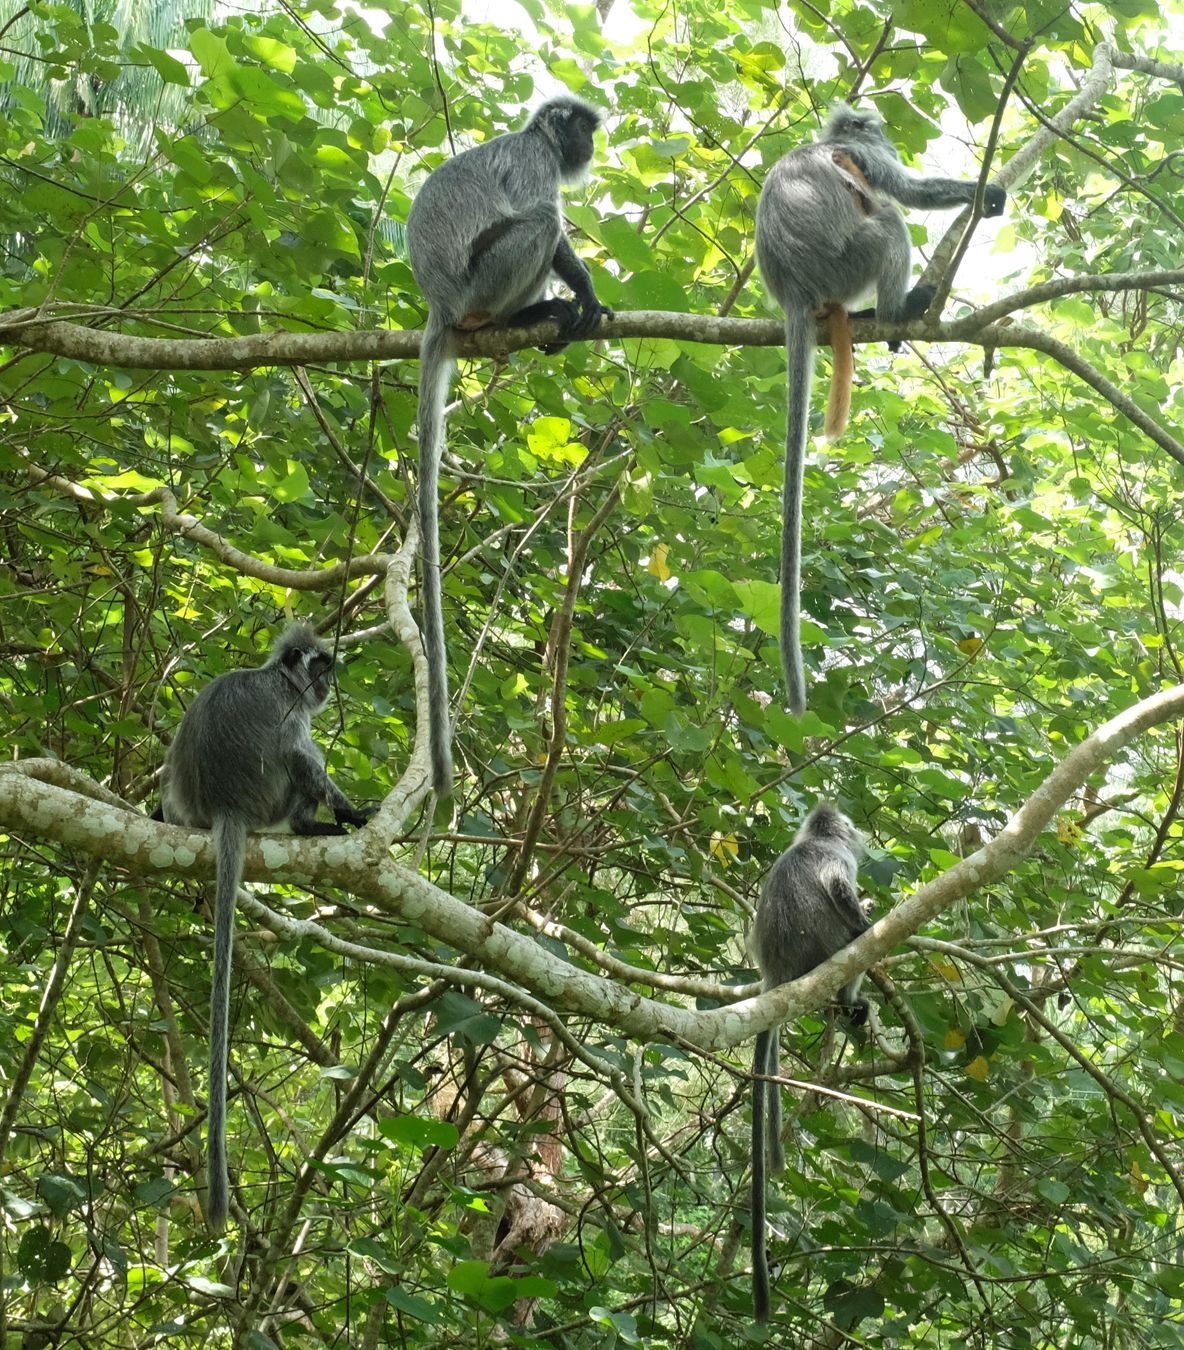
[2,0,1184,1345]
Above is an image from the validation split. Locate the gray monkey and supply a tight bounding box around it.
[154,624,370,1230]
[748,802,870,1322]
[755,103,1006,715]
[406,95,613,797]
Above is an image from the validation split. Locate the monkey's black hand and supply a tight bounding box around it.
[902,285,936,320]
[857,285,936,353]
[149,802,165,821]
[335,804,375,829]
[568,297,613,339]
[982,183,1006,217]
[539,297,612,355]
[852,285,935,352]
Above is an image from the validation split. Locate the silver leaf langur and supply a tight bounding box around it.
[154,624,371,1231]
[748,803,870,1322]
[406,95,613,797]
[755,103,1006,715]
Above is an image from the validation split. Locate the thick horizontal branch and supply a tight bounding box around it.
[0,307,777,367]
[2,683,1181,1053]
[7,294,1180,466]
[4,277,1176,373]
[971,269,1184,326]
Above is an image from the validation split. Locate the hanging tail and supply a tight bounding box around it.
[417,320,457,797]
[751,1028,772,1322]
[781,310,816,717]
[206,815,245,1232]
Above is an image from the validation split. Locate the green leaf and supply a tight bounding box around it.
[139,46,190,86]
[190,28,234,79]
[383,1285,442,1322]
[377,1116,460,1151]
[242,36,298,72]
[37,1175,85,1219]
[270,461,310,503]
[16,1227,71,1284]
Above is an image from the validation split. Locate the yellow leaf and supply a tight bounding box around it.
[647,542,672,583]
[930,957,962,982]
[944,1028,967,1050]
[965,1055,990,1082]
[709,831,738,865]
[1130,1160,1147,1195]
[1057,817,1083,845]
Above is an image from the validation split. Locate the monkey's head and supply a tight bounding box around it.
[799,802,863,854]
[821,103,899,162]
[526,94,602,182]
[270,623,336,711]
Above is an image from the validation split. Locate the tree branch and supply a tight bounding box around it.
[2,684,1183,1052]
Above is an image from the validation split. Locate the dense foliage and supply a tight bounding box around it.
[2,0,1184,1345]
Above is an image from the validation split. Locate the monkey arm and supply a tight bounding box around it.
[818,868,872,940]
[550,233,612,335]
[850,153,1006,216]
[505,233,612,353]
[286,747,369,830]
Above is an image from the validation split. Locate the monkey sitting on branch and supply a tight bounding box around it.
[406,95,614,798]
[748,802,871,1322]
[755,103,1006,716]
[153,624,371,1231]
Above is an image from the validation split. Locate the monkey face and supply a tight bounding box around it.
[545,102,601,181]
[306,651,335,705]
[279,635,335,709]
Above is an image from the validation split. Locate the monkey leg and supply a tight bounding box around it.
[506,232,609,354]
[291,819,350,836]
[851,281,935,353]
[455,310,493,332]
[845,210,925,351]
[282,748,367,833]
[505,296,588,354]
[506,296,579,329]
[466,201,559,325]
[867,206,913,323]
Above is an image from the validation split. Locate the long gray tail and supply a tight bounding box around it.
[417,319,456,797]
[781,309,816,717]
[751,1029,772,1321]
[207,814,245,1232]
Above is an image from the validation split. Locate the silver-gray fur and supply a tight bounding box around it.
[157,624,370,1230]
[406,95,612,797]
[755,103,1005,716]
[749,802,870,1321]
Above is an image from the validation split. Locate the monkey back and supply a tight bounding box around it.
[160,666,327,830]
[407,128,564,326]
[756,142,898,315]
[751,817,867,990]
